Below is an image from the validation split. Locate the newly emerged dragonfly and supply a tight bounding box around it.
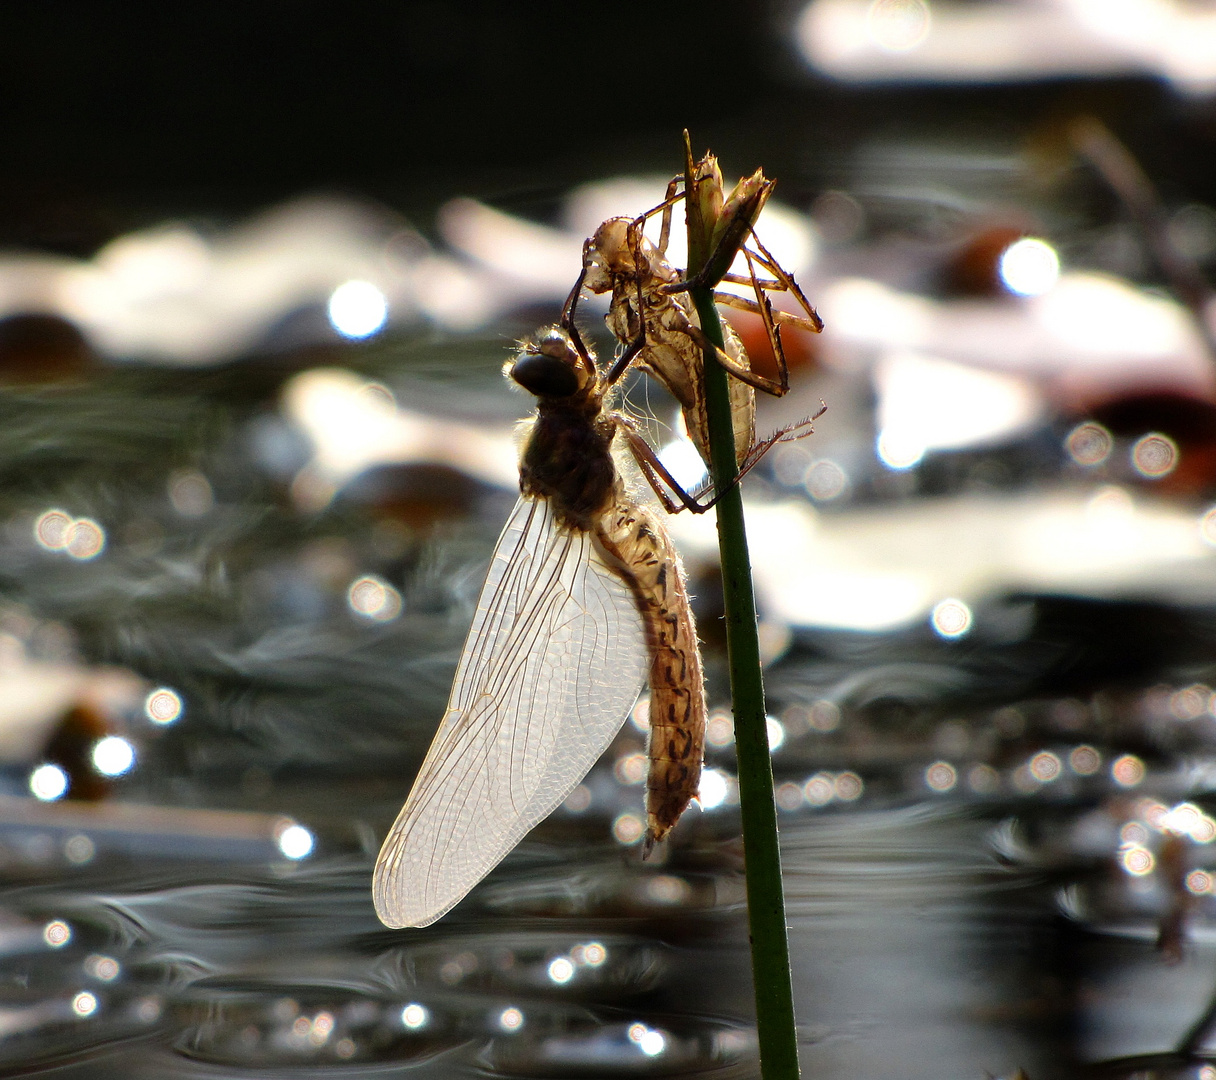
[566,166,824,475]
[373,326,707,929]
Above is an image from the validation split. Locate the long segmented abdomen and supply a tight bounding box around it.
[596,492,706,847]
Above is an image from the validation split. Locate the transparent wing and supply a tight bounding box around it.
[373,495,648,928]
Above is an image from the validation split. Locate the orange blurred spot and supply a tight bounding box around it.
[728,309,820,384]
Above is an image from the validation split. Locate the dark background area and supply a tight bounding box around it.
[4,7,1216,1077]
[3,1,1215,254]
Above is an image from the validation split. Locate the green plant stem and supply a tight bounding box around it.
[690,285,800,1080]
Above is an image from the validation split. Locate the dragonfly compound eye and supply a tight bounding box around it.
[510,351,580,399]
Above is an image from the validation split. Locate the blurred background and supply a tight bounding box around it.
[7,2,1216,1077]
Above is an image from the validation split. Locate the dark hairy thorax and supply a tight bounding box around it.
[518,401,618,532]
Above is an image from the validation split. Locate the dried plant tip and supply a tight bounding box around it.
[682,131,776,290]
[714,168,773,253]
[683,131,721,279]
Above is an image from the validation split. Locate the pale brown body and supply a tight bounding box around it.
[595,490,705,843]
[516,328,705,845]
[583,215,755,470]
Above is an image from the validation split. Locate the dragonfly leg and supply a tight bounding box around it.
[606,220,653,385]
[616,408,825,516]
[741,246,790,397]
[655,175,683,258]
[660,231,823,333]
[682,321,788,397]
[717,271,782,289]
[712,292,823,334]
[560,242,597,376]
[738,405,827,473]
[617,419,711,514]
[744,230,824,332]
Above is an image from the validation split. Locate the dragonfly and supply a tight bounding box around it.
[373,326,709,929]
[566,172,824,479]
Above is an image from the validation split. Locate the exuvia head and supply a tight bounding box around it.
[588,217,645,279]
[508,328,596,400]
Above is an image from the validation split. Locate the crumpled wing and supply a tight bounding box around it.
[373,495,648,928]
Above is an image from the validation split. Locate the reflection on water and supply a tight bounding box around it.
[4,123,1216,1078]
[6,354,1216,1074]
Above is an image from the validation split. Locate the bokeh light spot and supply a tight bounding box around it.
[645,874,691,905]
[308,1011,334,1046]
[629,695,650,731]
[1069,745,1101,775]
[1029,751,1062,783]
[1131,433,1178,479]
[92,736,135,777]
[1169,684,1210,720]
[85,954,120,981]
[776,781,805,812]
[145,688,183,725]
[1201,506,1216,546]
[64,833,95,864]
[925,761,957,792]
[547,957,575,984]
[806,459,848,501]
[998,237,1060,297]
[612,813,644,846]
[1192,815,1216,844]
[804,772,835,806]
[1065,422,1113,467]
[30,763,69,801]
[1164,802,1201,836]
[639,1029,667,1056]
[65,518,105,560]
[877,428,925,470]
[931,598,972,639]
[43,920,71,947]
[1112,754,1146,788]
[809,700,841,732]
[834,771,864,801]
[34,509,72,550]
[967,764,1000,793]
[328,280,388,340]
[1187,870,1214,895]
[576,942,607,966]
[347,575,403,622]
[1163,802,1216,843]
[706,712,734,747]
[1143,801,1170,831]
[276,823,314,860]
[498,1006,524,1032]
[72,992,97,1017]
[766,716,786,751]
[401,1003,428,1029]
[1121,820,1150,845]
[1121,845,1155,876]
[698,768,729,810]
[614,752,646,786]
[168,469,214,517]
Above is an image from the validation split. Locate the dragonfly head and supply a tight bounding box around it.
[508,328,597,402]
